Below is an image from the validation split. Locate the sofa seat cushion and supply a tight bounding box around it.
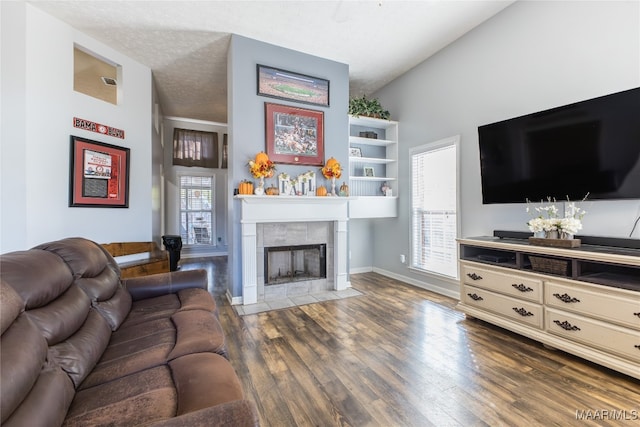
[64,365,177,427]
[169,353,244,415]
[120,288,217,329]
[65,354,244,427]
[79,318,176,390]
[80,310,227,390]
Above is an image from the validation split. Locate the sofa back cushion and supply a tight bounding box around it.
[0,281,75,427]
[34,238,131,330]
[0,248,112,388]
[1,249,75,309]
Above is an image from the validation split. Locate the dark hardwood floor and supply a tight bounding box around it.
[182,258,640,427]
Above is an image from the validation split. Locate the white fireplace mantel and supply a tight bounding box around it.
[236,195,350,305]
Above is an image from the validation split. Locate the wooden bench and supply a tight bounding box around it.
[101,241,169,279]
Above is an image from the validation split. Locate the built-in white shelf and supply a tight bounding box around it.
[348,115,399,218]
[349,156,395,165]
[350,176,397,181]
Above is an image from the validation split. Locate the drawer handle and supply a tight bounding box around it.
[553,320,581,331]
[512,307,534,317]
[635,345,640,350]
[634,312,640,318]
[467,293,483,301]
[512,283,534,292]
[553,293,580,304]
[467,273,483,281]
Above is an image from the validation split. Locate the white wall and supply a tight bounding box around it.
[163,118,228,248]
[369,1,640,293]
[151,88,164,245]
[1,3,153,253]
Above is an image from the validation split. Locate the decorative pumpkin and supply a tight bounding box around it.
[321,157,342,179]
[265,185,279,196]
[339,182,349,197]
[316,186,328,197]
[325,157,338,168]
[255,151,269,164]
[238,180,254,195]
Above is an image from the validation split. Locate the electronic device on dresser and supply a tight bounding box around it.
[493,230,640,250]
[478,87,640,204]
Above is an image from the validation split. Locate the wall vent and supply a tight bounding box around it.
[101,76,117,86]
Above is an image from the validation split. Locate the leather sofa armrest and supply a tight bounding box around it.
[122,269,208,301]
[147,400,260,427]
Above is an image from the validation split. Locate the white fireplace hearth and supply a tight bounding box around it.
[237,195,350,305]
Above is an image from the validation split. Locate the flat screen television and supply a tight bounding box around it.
[478,87,640,204]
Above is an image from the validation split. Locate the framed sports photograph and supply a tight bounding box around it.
[257,64,329,107]
[69,136,130,207]
[363,166,375,177]
[265,102,324,166]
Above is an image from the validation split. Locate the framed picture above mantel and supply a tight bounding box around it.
[257,64,329,107]
[265,102,324,166]
[69,135,130,208]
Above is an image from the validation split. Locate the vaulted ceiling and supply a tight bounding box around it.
[30,1,514,123]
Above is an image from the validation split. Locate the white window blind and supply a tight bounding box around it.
[179,175,215,246]
[411,136,459,278]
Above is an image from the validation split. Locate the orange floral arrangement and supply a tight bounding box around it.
[321,157,342,179]
[248,152,276,179]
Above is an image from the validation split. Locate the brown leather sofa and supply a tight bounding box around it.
[0,237,258,427]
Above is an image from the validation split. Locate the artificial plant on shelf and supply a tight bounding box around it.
[320,157,342,196]
[348,95,390,120]
[526,194,588,239]
[248,151,276,195]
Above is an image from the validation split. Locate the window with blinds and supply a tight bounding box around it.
[410,136,459,279]
[179,175,215,246]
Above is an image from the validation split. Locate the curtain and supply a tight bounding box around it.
[173,128,218,168]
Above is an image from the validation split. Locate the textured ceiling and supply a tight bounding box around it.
[29,0,514,123]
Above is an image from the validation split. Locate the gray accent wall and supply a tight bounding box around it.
[369,0,640,294]
[227,35,349,299]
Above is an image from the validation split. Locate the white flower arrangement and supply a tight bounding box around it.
[527,195,588,238]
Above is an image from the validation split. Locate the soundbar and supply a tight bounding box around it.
[493,230,640,250]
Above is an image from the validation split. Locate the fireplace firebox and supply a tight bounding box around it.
[264,244,327,286]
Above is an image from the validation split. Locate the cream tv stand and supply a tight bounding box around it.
[457,237,640,379]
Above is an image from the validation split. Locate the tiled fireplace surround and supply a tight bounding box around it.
[258,223,331,301]
[238,196,350,305]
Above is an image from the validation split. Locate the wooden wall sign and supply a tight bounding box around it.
[73,117,125,139]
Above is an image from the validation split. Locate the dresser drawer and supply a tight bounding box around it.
[546,281,640,330]
[461,263,543,303]
[545,308,640,363]
[463,285,543,329]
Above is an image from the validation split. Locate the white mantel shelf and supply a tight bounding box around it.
[236,194,350,305]
[235,195,352,203]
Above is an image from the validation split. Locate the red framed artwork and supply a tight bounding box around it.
[69,136,130,207]
[265,102,324,166]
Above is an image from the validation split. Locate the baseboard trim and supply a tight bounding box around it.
[182,251,228,259]
[226,289,243,306]
[371,267,460,300]
[349,266,374,274]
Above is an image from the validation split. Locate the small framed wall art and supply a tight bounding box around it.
[265,102,324,166]
[69,135,130,207]
[363,166,375,177]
